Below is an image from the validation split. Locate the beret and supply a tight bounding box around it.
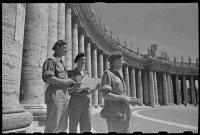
[52,39,67,50]
[74,53,85,63]
[108,51,123,63]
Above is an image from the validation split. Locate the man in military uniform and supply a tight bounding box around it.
[68,53,93,133]
[100,51,142,133]
[42,39,81,133]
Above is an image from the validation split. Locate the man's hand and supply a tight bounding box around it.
[119,94,131,105]
[130,98,143,106]
[67,82,81,94]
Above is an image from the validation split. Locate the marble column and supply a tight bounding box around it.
[91,46,98,107]
[142,70,150,105]
[149,71,155,106]
[2,3,33,132]
[65,4,72,70]
[190,76,197,104]
[78,28,85,53]
[20,3,49,123]
[167,74,172,104]
[124,65,130,96]
[182,75,188,104]
[57,3,65,40]
[153,71,159,105]
[163,73,168,105]
[195,78,199,103]
[85,38,91,76]
[104,55,110,70]
[98,51,104,107]
[47,3,58,59]
[157,72,163,105]
[72,16,79,69]
[137,69,143,104]
[175,75,181,105]
[169,75,174,104]
[130,68,136,98]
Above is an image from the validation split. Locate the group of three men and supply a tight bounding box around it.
[42,39,142,133]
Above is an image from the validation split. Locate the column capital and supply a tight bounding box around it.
[97,49,104,54]
[79,27,85,35]
[72,15,79,24]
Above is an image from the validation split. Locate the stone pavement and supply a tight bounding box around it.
[33,104,198,133]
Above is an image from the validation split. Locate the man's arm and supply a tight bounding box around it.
[45,75,75,87]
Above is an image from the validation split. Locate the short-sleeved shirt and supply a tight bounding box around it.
[100,69,130,121]
[100,69,126,95]
[42,56,69,103]
[68,67,90,96]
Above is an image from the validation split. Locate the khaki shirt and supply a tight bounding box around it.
[42,56,69,103]
[100,69,130,122]
[68,67,90,96]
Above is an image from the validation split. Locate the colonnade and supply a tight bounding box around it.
[2,3,199,132]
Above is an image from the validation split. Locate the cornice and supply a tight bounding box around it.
[71,3,199,75]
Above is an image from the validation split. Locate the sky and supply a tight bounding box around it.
[89,3,198,63]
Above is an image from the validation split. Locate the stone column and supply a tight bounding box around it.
[142,70,150,105]
[163,73,168,105]
[85,38,91,76]
[195,78,199,103]
[124,65,130,96]
[2,3,33,132]
[175,75,181,105]
[57,3,65,40]
[72,16,79,69]
[149,71,155,106]
[91,46,98,107]
[137,69,143,104]
[153,71,159,105]
[47,3,58,59]
[20,3,49,126]
[167,74,172,104]
[98,51,104,107]
[182,75,188,104]
[157,72,163,105]
[65,4,72,70]
[57,3,65,62]
[78,28,85,53]
[130,68,136,98]
[190,76,197,104]
[104,55,110,70]
[169,75,174,104]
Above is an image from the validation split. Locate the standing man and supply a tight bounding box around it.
[42,39,81,133]
[100,51,141,133]
[68,53,95,133]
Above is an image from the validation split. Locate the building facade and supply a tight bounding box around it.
[2,3,199,132]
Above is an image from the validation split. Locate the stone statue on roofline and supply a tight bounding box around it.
[91,9,95,22]
[181,56,184,66]
[196,57,199,67]
[150,44,157,58]
[188,56,191,67]
[173,55,176,65]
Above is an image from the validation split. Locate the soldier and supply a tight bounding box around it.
[42,39,81,133]
[100,51,142,133]
[68,53,95,133]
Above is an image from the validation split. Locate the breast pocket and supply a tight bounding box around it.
[55,63,65,79]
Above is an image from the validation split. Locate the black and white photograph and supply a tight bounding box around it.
[2,3,198,133]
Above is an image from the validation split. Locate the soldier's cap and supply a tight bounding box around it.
[74,53,86,63]
[108,51,123,63]
[52,39,68,50]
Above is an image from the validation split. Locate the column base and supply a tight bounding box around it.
[2,111,33,132]
[22,104,47,116]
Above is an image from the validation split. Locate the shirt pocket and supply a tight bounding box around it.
[55,63,65,79]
